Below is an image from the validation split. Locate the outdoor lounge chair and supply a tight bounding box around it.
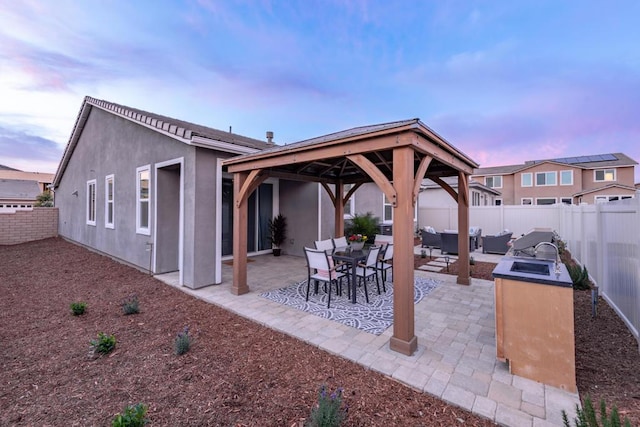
[481,231,513,255]
[440,231,475,255]
[421,228,441,248]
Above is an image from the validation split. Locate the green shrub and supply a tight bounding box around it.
[122,294,140,315]
[306,385,347,427]
[112,403,148,427]
[174,326,192,355]
[567,263,590,290]
[345,212,380,244]
[562,395,631,427]
[70,301,87,316]
[90,332,116,355]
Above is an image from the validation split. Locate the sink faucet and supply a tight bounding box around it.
[534,242,561,276]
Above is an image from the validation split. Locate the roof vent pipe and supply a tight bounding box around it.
[266,131,274,145]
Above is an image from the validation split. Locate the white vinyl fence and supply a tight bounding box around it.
[418,193,640,342]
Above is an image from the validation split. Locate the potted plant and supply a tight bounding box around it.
[268,213,287,256]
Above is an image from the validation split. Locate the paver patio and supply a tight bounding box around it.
[156,247,580,426]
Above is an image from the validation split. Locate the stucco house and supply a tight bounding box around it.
[52,97,326,289]
[472,153,638,205]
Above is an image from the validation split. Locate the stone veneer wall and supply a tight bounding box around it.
[0,208,58,245]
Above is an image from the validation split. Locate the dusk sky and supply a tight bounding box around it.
[1,1,639,181]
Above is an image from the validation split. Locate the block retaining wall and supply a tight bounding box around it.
[0,208,58,245]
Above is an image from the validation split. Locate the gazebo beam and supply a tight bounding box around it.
[232,172,250,295]
[347,154,397,207]
[389,146,418,356]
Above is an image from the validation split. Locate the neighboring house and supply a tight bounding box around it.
[0,165,54,194]
[323,177,499,235]
[0,179,41,210]
[419,177,501,207]
[52,96,325,289]
[472,153,638,205]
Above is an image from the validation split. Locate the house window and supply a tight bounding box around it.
[87,179,96,226]
[485,176,502,188]
[105,174,114,229]
[594,168,616,182]
[594,196,608,204]
[536,197,557,205]
[535,171,557,186]
[136,165,150,235]
[560,170,573,186]
[383,194,417,222]
[521,173,532,187]
[471,191,480,206]
[343,183,355,218]
[495,198,502,206]
[561,197,572,205]
[383,194,393,222]
[521,198,533,205]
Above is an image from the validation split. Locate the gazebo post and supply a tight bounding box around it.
[334,181,345,237]
[231,172,249,295]
[390,146,418,356]
[457,172,471,285]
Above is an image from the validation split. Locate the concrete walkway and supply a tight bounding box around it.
[156,247,580,426]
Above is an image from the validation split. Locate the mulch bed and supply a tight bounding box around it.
[0,238,495,426]
[1,238,638,425]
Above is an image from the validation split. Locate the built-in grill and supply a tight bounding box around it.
[509,229,555,259]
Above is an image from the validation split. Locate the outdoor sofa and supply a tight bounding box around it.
[481,231,513,255]
[421,227,441,248]
[440,231,475,255]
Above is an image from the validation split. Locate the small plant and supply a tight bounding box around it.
[566,263,590,290]
[268,213,288,256]
[562,395,631,427]
[306,385,347,427]
[90,332,116,355]
[174,326,192,355]
[112,403,148,427]
[345,212,380,244]
[420,249,427,258]
[122,294,140,315]
[470,256,475,265]
[70,301,87,316]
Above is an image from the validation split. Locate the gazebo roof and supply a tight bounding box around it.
[224,118,478,184]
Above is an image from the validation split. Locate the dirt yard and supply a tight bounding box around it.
[1,238,638,425]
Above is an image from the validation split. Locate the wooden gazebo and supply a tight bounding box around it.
[223,119,479,355]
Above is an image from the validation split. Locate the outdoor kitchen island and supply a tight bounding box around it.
[492,256,576,392]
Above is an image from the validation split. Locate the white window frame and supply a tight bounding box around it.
[471,191,481,206]
[521,173,532,187]
[536,197,557,205]
[136,165,151,235]
[343,183,355,219]
[594,168,616,182]
[560,170,573,186]
[485,175,502,189]
[521,197,533,205]
[383,193,417,223]
[535,171,557,186]
[105,174,115,229]
[86,179,97,226]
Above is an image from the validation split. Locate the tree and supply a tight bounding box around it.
[34,191,53,207]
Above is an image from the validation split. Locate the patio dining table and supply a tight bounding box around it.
[331,246,369,304]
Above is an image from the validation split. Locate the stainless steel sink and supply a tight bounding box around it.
[510,261,550,276]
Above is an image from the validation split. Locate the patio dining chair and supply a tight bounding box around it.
[354,245,381,304]
[303,247,347,309]
[376,242,393,286]
[332,236,348,248]
[314,238,335,251]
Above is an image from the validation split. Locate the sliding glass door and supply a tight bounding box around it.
[221,178,274,256]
